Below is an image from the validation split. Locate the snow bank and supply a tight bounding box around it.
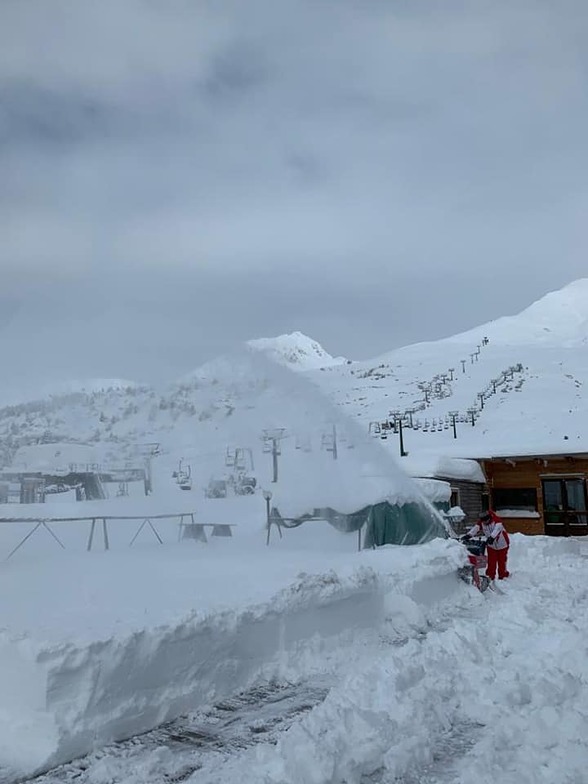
[0,571,378,775]
[187,534,588,784]
[0,535,463,778]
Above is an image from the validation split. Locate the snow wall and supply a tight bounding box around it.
[0,543,464,779]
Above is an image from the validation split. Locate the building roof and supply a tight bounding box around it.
[474,448,588,461]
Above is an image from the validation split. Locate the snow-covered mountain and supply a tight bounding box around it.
[247,331,347,370]
[312,278,588,462]
[1,280,588,478]
[0,378,139,408]
[447,278,588,347]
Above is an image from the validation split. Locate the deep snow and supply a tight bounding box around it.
[0,521,462,778]
[2,280,588,782]
[3,533,588,784]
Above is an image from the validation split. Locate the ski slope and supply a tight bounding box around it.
[1,279,587,483]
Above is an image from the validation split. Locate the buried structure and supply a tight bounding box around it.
[265,443,449,547]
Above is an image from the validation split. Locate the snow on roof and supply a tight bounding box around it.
[404,453,486,483]
[413,477,451,503]
[266,438,429,519]
[471,448,588,460]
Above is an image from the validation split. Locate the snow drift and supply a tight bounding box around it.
[0,539,464,778]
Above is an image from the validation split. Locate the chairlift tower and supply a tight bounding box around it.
[390,411,408,457]
[448,410,459,439]
[261,428,286,483]
[321,424,338,460]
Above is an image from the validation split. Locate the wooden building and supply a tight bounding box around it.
[436,475,486,534]
[408,456,487,535]
[479,450,588,537]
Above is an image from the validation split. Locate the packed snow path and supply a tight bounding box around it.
[22,680,332,784]
[4,536,588,784]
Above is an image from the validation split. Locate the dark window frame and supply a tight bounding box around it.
[491,487,538,512]
[542,478,588,514]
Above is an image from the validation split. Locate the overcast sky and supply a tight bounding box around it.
[1,0,587,399]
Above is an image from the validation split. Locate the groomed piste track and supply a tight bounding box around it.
[2,535,588,784]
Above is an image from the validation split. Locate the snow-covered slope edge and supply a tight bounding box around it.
[0,542,463,777]
[446,278,588,346]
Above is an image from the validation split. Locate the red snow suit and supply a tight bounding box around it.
[467,510,510,580]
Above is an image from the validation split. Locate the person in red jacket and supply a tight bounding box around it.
[465,510,510,580]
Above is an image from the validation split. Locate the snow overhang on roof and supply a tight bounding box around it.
[476,449,588,462]
[405,454,486,484]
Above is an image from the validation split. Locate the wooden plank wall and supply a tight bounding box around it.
[437,477,485,534]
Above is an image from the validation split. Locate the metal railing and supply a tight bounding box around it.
[0,511,234,561]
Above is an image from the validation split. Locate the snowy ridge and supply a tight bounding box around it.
[247,331,347,371]
[447,277,588,346]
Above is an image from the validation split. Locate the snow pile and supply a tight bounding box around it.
[0,535,463,778]
[2,526,588,784]
[266,435,435,519]
[162,346,443,523]
[247,332,347,371]
[183,535,588,784]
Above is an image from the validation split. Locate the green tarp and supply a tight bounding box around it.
[284,500,448,547]
[362,501,447,547]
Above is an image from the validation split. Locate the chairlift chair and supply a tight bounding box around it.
[176,459,192,490]
[206,478,227,498]
[234,473,257,495]
[368,422,382,437]
[321,434,333,449]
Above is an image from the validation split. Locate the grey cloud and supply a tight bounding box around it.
[0,0,587,394]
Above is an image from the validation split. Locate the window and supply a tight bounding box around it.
[491,487,537,512]
[542,478,588,531]
[450,488,460,508]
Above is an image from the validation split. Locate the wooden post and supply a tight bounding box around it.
[87,518,96,551]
